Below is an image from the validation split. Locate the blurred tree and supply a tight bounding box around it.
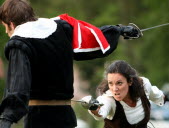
[136,0,169,86]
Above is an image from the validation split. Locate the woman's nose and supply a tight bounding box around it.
[113,86,119,91]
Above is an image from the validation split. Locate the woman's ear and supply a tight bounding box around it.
[129,78,133,86]
[129,82,132,86]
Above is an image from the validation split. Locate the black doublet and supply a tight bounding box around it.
[5,20,74,100]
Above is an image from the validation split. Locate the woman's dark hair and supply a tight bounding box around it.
[97,60,144,102]
[0,0,37,26]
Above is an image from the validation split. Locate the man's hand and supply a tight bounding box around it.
[0,119,12,128]
[119,23,143,39]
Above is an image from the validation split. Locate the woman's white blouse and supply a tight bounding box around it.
[88,77,164,124]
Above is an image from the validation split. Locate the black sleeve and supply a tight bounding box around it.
[59,19,122,61]
[73,25,121,61]
[0,48,31,123]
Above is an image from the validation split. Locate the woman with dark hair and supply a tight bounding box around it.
[82,60,166,128]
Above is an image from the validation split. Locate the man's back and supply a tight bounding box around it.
[5,19,74,100]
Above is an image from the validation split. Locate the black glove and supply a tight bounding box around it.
[119,23,143,39]
[88,98,100,110]
[0,119,12,128]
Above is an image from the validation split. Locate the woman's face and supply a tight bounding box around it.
[108,73,131,101]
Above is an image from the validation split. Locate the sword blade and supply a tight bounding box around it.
[71,99,104,106]
[71,99,85,103]
[140,23,169,32]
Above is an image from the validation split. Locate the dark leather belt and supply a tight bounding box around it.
[29,100,71,106]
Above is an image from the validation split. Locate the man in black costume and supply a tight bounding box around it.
[0,0,141,128]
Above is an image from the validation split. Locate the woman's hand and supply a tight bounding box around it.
[90,106,102,117]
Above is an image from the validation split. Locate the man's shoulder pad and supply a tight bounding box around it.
[5,38,32,60]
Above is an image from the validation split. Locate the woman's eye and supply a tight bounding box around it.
[117,82,122,85]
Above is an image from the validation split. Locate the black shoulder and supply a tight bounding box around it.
[55,20,73,32]
[55,19,72,29]
[5,38,32,60]
[55,19,73,41]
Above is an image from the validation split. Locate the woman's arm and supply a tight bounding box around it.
[141,77,165,106]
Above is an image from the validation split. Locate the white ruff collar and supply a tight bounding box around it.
[11,18,57,39]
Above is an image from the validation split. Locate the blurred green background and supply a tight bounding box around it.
[0,0,169,128]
